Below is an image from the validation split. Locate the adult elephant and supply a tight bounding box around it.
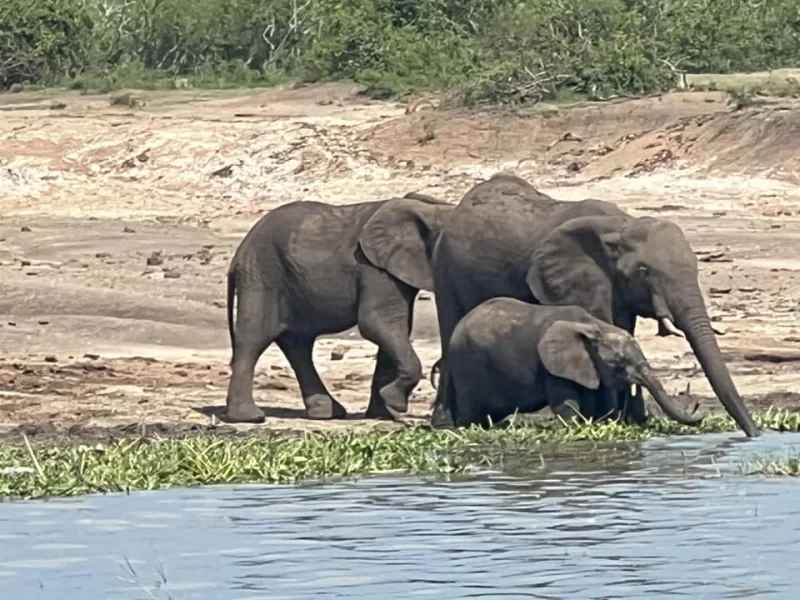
[225,192,451,424]
[430,172,760,437]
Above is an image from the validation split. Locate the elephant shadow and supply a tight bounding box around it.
[192,404,382,423]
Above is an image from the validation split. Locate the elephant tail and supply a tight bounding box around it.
[429,357,442,389]
[226,269,236,347]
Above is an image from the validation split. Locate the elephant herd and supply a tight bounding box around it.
[223,172,761,438]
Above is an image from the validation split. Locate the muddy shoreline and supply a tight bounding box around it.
[2,83,800,444]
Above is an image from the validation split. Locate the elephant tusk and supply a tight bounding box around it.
[711,324,727,336]
[660,317,684,338]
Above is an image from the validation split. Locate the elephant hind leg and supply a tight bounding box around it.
[430,281,465,428]
[357,274,421,420]
[226,286,279,424]
[277,334,347,420]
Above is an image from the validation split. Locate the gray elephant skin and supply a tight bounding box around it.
[430,172,759,437]
[225,193,451,423]
[439,298,702,429]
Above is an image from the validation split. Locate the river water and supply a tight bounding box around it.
[2,432,800,599]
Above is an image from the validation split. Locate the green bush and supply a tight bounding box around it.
[0,0,94,87]
[1,0,800,104]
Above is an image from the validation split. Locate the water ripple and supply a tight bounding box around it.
[1,432,800,598]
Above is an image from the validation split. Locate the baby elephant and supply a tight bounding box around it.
[436,298,702,429]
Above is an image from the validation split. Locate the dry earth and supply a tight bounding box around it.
[2,81,800,442]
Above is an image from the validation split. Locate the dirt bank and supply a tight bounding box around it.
[2,82,800,441]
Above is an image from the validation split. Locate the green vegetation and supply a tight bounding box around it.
[2,408,800,499]
[747,452,800,477]
[2,0,800,103]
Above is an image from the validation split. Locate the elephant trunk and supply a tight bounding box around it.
[673,301,761,437]
[633,365,702,426]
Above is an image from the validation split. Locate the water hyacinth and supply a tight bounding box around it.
[1,408,799,500]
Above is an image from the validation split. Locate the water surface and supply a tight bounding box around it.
[2,432,800,599]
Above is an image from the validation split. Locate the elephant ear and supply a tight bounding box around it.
[525,215,629,321]
[359,197,452,291]
[538,320,602,390]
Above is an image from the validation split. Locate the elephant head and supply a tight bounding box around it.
[358,195,452,291]
[538,319,702,426]
[525,214,759,437]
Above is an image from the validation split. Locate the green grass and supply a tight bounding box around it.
[746,445,800,477]
[2,408,799,500]
[747,456,800,477]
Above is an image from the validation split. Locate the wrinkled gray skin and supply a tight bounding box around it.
[430,172,760,437]
[440,299,702,428]
[225,193,451,423]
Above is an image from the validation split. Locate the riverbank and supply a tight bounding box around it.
[4,82,800,441]
[1,410,799,500]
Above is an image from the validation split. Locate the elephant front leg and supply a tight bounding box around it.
[621,384,648,425]
[599,386,647,425]
[545,378,588,424]
[277,334,347,420]
[614,313,647,424]
[365,350,396,419]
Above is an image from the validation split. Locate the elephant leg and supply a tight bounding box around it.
[225,287,278,424]
[616,315,647,424]
[622,384,649,425]
[598,388,626,421]
[580,387,622,422]
[603,381,648,425]
[277,334,347,420]
[430,282,465,428]
[551,398,583,422]
[357,275,421,420]
[545,378,586,423]
[365,350,397,419]
[578,388,601,422]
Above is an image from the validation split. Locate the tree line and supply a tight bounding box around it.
[2,0,799,103]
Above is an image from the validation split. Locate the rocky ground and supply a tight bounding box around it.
[2,80,800,442]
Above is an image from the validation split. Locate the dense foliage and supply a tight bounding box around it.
[2,0,800,102]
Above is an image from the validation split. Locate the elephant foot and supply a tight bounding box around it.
[552,399,584,423]
[622,410,649,426]
[378,384,409,421]
[365,396,394,420]
[430,402,455,429]
[225,401,266,424]
[305,395,348,420]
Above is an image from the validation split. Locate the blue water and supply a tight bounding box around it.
[2,432,800,599]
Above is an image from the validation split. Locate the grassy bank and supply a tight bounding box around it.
[3,0,800,104]
[2,408,800,500]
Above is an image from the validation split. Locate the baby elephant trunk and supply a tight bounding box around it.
[633,365,703,426]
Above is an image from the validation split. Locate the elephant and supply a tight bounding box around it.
[429,172,760,437]
[438,298,702,428]
[224,192,452,423]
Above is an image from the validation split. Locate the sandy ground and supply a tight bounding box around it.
[3,81,800,441]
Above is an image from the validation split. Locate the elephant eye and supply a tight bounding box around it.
[637,265,649,276]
